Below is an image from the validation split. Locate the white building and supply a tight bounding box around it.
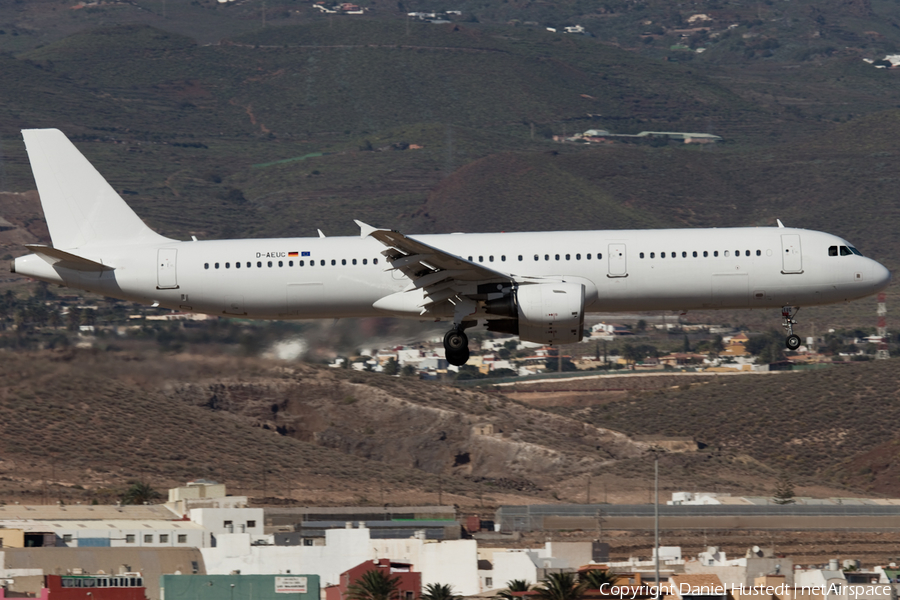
[491,542,592,586]
[189,508,265,547]
[200,524,480,594]
[0,519,205,548]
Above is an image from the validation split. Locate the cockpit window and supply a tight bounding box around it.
[828,246,838,257]
[849,246,863,256]
[840,246,852,256]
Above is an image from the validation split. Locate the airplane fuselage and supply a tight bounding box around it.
[15,226,889,320]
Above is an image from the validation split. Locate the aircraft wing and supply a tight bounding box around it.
[356,221,513,316]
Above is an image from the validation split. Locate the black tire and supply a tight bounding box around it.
[446,346,470,367]
[443,329,468,353]
[785,334,801,350]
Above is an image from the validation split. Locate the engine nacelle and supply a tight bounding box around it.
[486,282,585,345]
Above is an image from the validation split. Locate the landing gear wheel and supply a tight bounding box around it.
[443,328,470,367]
[785,334,801,351]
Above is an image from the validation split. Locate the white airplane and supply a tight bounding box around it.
[11,129,892,366]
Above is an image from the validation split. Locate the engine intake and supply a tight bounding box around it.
[486,282,585,345]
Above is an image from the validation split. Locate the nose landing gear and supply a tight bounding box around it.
[444,326,470,367]
[782,306,801,350]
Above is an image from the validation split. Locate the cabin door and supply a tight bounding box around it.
[781,234,803,273]
[157,248,178,289]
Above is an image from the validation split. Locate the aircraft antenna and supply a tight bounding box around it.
[876,292,889,360]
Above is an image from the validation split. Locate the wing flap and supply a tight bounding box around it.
[358,221,512,318]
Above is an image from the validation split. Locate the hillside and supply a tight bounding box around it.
[545,359,900,496]
[0,349,662,507]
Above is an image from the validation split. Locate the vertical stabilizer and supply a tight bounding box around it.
[22,128,174,249]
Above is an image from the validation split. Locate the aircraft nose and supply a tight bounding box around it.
[871,260,892,292]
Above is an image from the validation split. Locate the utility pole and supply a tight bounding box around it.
[586,475,591,504]
[654,452,660,597]
[877,292,889,360]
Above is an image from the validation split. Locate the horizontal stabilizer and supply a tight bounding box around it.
[25,245,114,272]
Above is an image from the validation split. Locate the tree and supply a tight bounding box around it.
[580,569,615,589]
[122,481,161,505]
[682,335,691,353]
[382,357,399,376]
[495,580,532,600]
[421,583,460,600]
[535,572,586,600]
[772,473,796,505]
[346,569,401,600]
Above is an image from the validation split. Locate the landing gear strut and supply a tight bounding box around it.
[443,326,470,367]
[782,306,801,350]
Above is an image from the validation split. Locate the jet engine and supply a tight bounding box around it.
[485,282,585,345]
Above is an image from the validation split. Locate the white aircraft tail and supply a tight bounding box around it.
[22,128,174,249]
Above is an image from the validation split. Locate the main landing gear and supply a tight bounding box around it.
[444,326,470,367]
[782,306,801,351]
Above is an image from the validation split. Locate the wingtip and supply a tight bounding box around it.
[354,219,379,239]
[776,219,785,228]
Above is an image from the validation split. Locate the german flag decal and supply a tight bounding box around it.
[288,252,299,257]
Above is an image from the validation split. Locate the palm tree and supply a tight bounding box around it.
[421,583,460,600]
[346,569,401,600]
[495,580,532,600]
[534,573,586,600]
[121,481,161,505]
[579,569,615,589]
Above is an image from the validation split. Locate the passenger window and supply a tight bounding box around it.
[745,250,750,257]
[204,263,209,269]
[468,256,473,261]
[363,259,367,265]
[576,254,581,260]
[215,263,220,269]
[756,250,761,256]
[225,262,230,269]
[342,259,346,265]
[650,252,655,258]
[501,255,506,262]
[545,255,549,261]
[565,254,570,260]
[479,256,483,262]
[331,259,336,266]
[724,251,729,257]
[278,261,283,267]
[518,255,523,261]
[598,253,602,259]
[555,254,560,260]
[257,261,262,268]
[374,258,379,265]
[321,260,325,266]
[246,262,251,268]
[840,246,852,256]
[587,254,592,259]
[640,252,645,259]
[268,261,273,267]
[299,260,305,266]
[534,255,539,261]
[703,251,708,257]
[682,252,687,258]
[714,251,719,257]
[236,262,241,268]
[352,259,357,265]
[661,252,666,259]
[489,256,494,262]
[288,261,293,267]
